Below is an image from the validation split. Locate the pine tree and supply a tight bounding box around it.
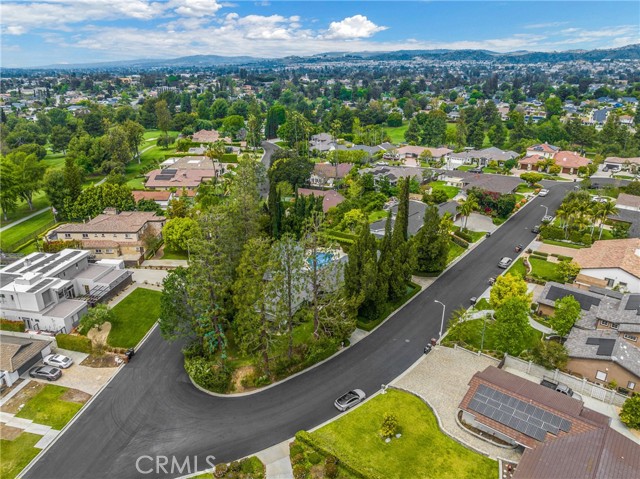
[268,181,283,239]
[414,205,449,273]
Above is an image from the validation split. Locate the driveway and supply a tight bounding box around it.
[24,349,120,396]
[455,212,497,232]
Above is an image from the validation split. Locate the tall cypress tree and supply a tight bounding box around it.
[415,205,449,273]
[268,181,282,239]
[394,177,410,242]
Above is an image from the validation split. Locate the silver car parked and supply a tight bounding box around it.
[43,354,73,369]
[334,389,366,411]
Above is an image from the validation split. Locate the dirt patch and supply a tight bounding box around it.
[87,321,112,347]
[0,378,25,399]
[59,388,91,404]
[0,422,24,440]
[232,365,257,393]
[1,381,45,414]
[80,352,122,368]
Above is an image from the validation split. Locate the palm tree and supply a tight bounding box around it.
[598,201,618,239]
[457,196,479,231]
[205,141,226,162]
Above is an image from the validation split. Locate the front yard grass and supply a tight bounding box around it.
[444,317,542,355]
[447,240,466,264]
[108,288,162,348]
[529,257,564,283]
[161,247,189,260]
[0,432,42,479]
[15,385,83,430]
[368,209,388,223]
[507,258,527,277]
[541,239,585,249]
[430,181,459,199]
[309,389,497,479]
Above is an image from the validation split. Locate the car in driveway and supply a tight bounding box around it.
[498,257,513,269]
[334,389,366,411]
[29,365,62,381]
[43,354,73,369]
[538,188,549,197]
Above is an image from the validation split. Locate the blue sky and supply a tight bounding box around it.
[2,1,639,67]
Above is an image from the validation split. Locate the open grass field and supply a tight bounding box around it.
[108,288,162,348]
[384,122,408,144]
[0,192,51,227]
[0,210,55,251]
[309,389,497,479]
[0,432,42,479]
[15,384,83,430]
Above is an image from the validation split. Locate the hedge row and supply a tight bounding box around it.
[455,229,473,242]
[451,234,470,249]
[294,431,384,479]
[56,334,92,353]
[532,250,549,257]
[0,319,24,332]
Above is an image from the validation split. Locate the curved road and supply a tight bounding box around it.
[25,181,573,479]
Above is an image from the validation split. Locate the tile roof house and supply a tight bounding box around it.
[297,188,345,212]
[145,168,216,190]
[0,333,53,387]
[309,163,353,188]
[572,239,640,292]
[519,145,590,175]
[553,151,591,174]
[50,210,165,265]
[526,143,559,159]
[132,190,172,209]
[359,166,425,188]
[445,147,518,170]
[604,156,640,169]
[459,366,610,450]
[191,129,230,144]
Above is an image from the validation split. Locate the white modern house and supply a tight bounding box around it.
[0,249,132,333]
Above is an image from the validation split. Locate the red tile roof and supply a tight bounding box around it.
[132,191,171,202]
[553,151,591,169]
[297,188,345,212]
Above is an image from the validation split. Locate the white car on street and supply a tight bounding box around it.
[538,188,549,197]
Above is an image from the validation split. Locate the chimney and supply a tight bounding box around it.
[103,207,118,215]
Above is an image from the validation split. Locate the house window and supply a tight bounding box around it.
[628,381,636,390]
[619,282,628,289]
[600,320,610,327]
[605,278,615,287]
[106,249,113,254]
[611,323,619,330]
[95,249,102,253]
[64,233,71,239]
[94,234,98,238]
[125,233,131,239]
[113,234,117,238]
[82,233,88,238]
[101,233,105,238]
[596,370,607,381]
[623,334,638,342]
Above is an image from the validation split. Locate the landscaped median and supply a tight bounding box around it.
[291,389,497,479]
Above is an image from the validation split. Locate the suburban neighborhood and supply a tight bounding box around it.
[2,1,640,478]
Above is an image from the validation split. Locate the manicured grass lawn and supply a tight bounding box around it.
[143,129,179,140]
[41,151,66,170]
[368,209,388,223]
[474,298,491,311]
[0,432,42,479]
[0,192,51,227]
[0,210,55,251]
[529,257,564,283]
[447,240,466,264]
[310,389,497,479]
[108,288,162,348]
[430,181,459,199]
[507,258,528,277]
[161,247,189,260]
[15,385,82,430]
[444,317,542,355]
[516,184,536,194]
[384,122,408,144]
[453,227,485,243]
[541,239,586,249]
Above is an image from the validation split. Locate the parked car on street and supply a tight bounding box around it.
[29,365,62,381]
[334,389,366,411]
[43,354,73,369]
[532,225,541,234]
[498,257,513,269]
[538,188,549,197]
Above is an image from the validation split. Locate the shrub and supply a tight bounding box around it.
[451,235,469,249]
[569,231,583,243]
[379,413,399,438]
[291,453,305,465]
[581,233,593,246]
[239,457,265,477]
[324,461,339,479]
[456,229,473,242]
[184,356,233,393]
[292,463,308,479]
[0,319,24,332]
[541,225,564,241]
[214,463,229,478]
[229,460,241,472]
[308,452,322,465]
[56,334,92,353]
[289,442,304,457]
[530,341,569,369]
[620,395,640,429]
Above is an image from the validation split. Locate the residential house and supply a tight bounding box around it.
[132,190,172,209]
[564,328,640,393]
[309,163,353,188]
[572,239,640,292]
[445,147,518,170]
[297,188,345,213]
[554,151,591,175]
[0,333,53,388]
[0,249,132,334]
[435,170,522,196]
[519,148,590,175]
[192,129,230,144]
[49,209,165,265]
[591,109,610,126]
[609,194,640,238]
[370,200,459,238]
[359,166,425,188]
[603,156,640,171]
[394,146,453,167]
[145,156,232,190]
[526,143,559,159]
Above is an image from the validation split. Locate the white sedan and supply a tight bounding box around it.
[43,354,74,369]
[538,188,549,197]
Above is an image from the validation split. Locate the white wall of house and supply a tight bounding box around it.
[580,268,640,293]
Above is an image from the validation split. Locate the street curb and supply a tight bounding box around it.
[17,322,159,479]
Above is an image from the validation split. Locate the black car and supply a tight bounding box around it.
[29,365,62,381]
[532,225,541,234]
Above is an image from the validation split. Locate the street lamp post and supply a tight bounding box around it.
[541,204,549,219]
[480,313,487,353]
[434,300,446,342]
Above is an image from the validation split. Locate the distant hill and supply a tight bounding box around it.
[24,44,640,70]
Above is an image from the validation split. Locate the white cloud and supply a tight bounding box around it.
[324,15,387,39]
[172,0,221,18]
[524,21,568,29]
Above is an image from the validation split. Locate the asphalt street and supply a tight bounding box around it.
[24,180,574,479]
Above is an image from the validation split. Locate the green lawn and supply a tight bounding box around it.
[15,385,83,430]
[161,247,189,260]
[447,240,466,264]
[507,258,528,277]
[0,192,51,227]
[444,317,542,355]
[529,257,564,283]
[430,181,459,199]
[309,389,497,479]
[384,122,408,144]
[41,151,66,170]
[516,184,536,194]
[541,239,586,249]
[108,288,162,348]
[0,210,55,251]
[368,209,388,223]
[142,129,179,140]
[0,432,42,479]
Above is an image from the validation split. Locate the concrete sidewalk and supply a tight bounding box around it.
[0,411,59,449]
[255,440,294,479]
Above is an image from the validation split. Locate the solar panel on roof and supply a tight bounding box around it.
[546,285,601,311]
[625,294,640,311]
[559,419,572,432]
[164,169,177,174]
[26,278,54,293]
[586,337,616,356]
